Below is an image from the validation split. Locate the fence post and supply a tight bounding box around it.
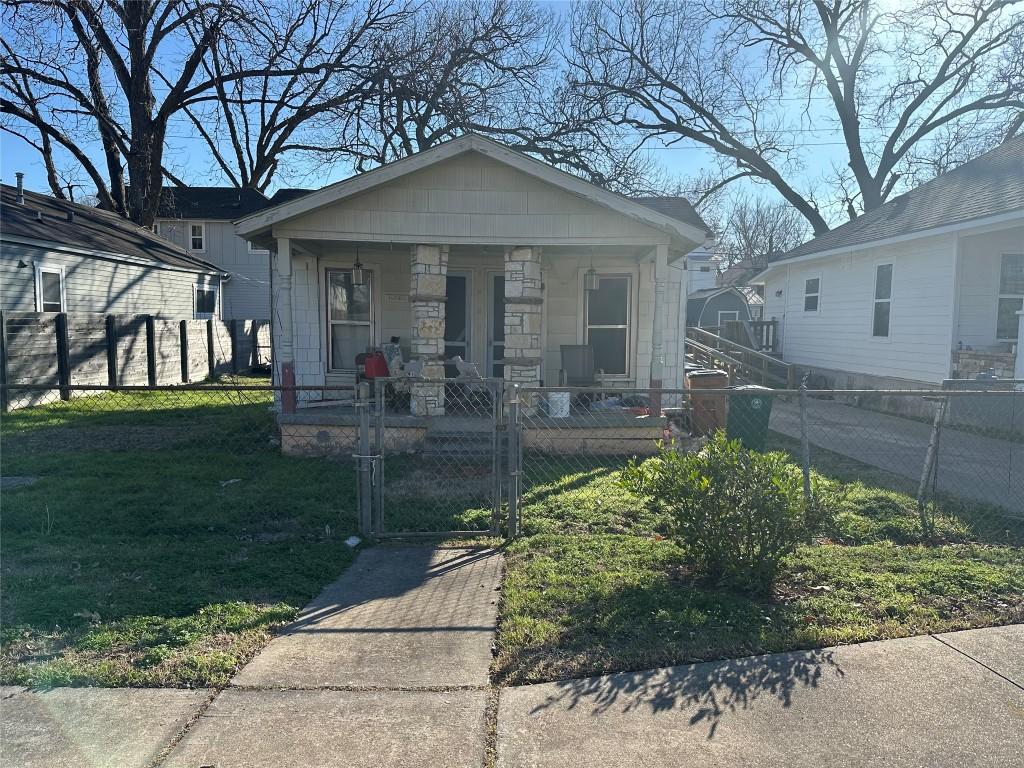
[506,384,521,538]
[916,395,948,530]
[0,310,9,413]
[373,377,385,536]
[230,319,240,373]
[179,319,189,383]
[145,315,157,386]
[105,314,118,388]
[55,312,70,401]
[206,318,215,379]
[356,381,373,538]
[249,320,259,369]
[491,379,504,536]
[798,375,811,505]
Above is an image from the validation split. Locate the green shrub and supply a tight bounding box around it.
[620,432,807,592]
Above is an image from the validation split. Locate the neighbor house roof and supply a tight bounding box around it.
[775,135,1024,264]
[236,134,711,248]
[269,188,314,205]
[632,196,709,233]
[153,186,271,220]
[1,185,224,274]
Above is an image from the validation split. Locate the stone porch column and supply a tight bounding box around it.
[409,244,448,416]
[504,246,543,411]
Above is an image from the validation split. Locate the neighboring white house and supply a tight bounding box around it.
[234,134,709,414]
[152,187,272,319]
[751,135,1024,387]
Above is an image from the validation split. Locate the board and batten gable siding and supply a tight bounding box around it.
[955,225,1024,349]
[0,240,217,316]
[762,233,958,384]
[275,152,672,245]
[156,219,270,319]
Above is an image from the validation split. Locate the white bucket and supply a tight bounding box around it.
[547,391,571,418]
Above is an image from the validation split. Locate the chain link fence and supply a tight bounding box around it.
[3,379,1021,543]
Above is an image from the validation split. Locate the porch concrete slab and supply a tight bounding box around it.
[497,633,1024,768]
[162,688,487,768]
[232,546,502,689]
[0,685,208,768]
[935,623,1024,686]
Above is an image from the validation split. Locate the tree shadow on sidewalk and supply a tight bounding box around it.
[530,646,843,739]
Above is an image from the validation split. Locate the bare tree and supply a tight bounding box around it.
[0,0,403,224]
[567,0,1024,233]
[179,0,410,192]
[709,194,811,270]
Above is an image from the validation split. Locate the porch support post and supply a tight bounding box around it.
[409,244,448,416]
[1015,311,1024,384]
[503,246,543,412]
[649,243,669,413]
[273,237,297,414]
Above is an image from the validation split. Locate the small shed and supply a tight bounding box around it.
[686,287,754,330]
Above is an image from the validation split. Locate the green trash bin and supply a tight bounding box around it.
[726,385,773,451]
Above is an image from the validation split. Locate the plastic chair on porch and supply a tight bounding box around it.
[559,345,605,408]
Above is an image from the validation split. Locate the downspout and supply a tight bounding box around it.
[650,243,669,411]
[273,237,297,413]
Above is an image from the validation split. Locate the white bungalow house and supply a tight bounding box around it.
[234,134,709,416]
[751,135,1024,389]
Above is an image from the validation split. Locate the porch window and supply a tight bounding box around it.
[872,263,892,338]
[997,254,1024,341]
[803,277,820,312]
[327,268,372,371]
[584,274,631,376]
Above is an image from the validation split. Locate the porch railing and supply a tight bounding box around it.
[686,326,795,388]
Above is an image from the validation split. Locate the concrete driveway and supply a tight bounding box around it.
[770,398,1024,514]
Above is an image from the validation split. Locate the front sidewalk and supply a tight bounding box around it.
[2,543,1020,767]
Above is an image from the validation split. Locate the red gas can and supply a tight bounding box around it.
[362,351,390,379]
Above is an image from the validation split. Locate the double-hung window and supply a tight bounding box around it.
[34,264,65,312]
[997,254,1024,341]
[872,264,893,338]
[327,268,372,371]
[189,222,206,252]
[803,277,820,312]
[584,274,631,376]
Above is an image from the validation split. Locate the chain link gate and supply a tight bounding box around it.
[356,377,511,538]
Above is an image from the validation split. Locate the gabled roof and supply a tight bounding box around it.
[269,188,314,205]
[631,196,708,232]
[153,186,270,220]
[775,135,1024,264]
[1,185,224,274]
[236,134,710,246]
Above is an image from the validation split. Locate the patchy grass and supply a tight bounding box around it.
[495,534,1024,685]
[497,439,1024,684]
[1,385,358,688]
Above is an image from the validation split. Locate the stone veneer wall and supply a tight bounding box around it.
[952,348,1016,379]
[409,244,448,415]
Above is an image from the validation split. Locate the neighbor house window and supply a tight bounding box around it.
[584,274,631,376]
[194,285,217,319]
[327,268,372,371]
[151,221,161,237]
[34,264,65,312]
[872,263,893,338]
[803,277,820,312]
[247,240,267,253]
[997,254,1024,341]
[190,222,206,251]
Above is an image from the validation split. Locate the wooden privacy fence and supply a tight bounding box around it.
[0,311,270,411]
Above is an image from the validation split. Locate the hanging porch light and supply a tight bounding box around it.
[584,249,599,292]
[351,247,366,286]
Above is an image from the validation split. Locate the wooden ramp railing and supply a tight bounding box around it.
[686,326,796,388]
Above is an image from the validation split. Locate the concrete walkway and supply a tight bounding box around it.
[770,398,1024,513]
[498,625,1024,768]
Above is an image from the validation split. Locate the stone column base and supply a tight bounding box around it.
[411,361,445,416]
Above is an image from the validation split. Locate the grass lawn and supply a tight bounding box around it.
[496,434,1024,684]
[1,380,360,688]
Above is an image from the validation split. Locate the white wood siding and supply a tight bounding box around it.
[955,225,1024,349]
[1,242,215,316]
[157,219,270,319]
[762,233,958,384]
[277,152,670,245]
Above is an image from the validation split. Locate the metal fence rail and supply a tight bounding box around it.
[3,380,1021,543]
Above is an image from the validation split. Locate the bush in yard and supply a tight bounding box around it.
[620,432,807,593]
